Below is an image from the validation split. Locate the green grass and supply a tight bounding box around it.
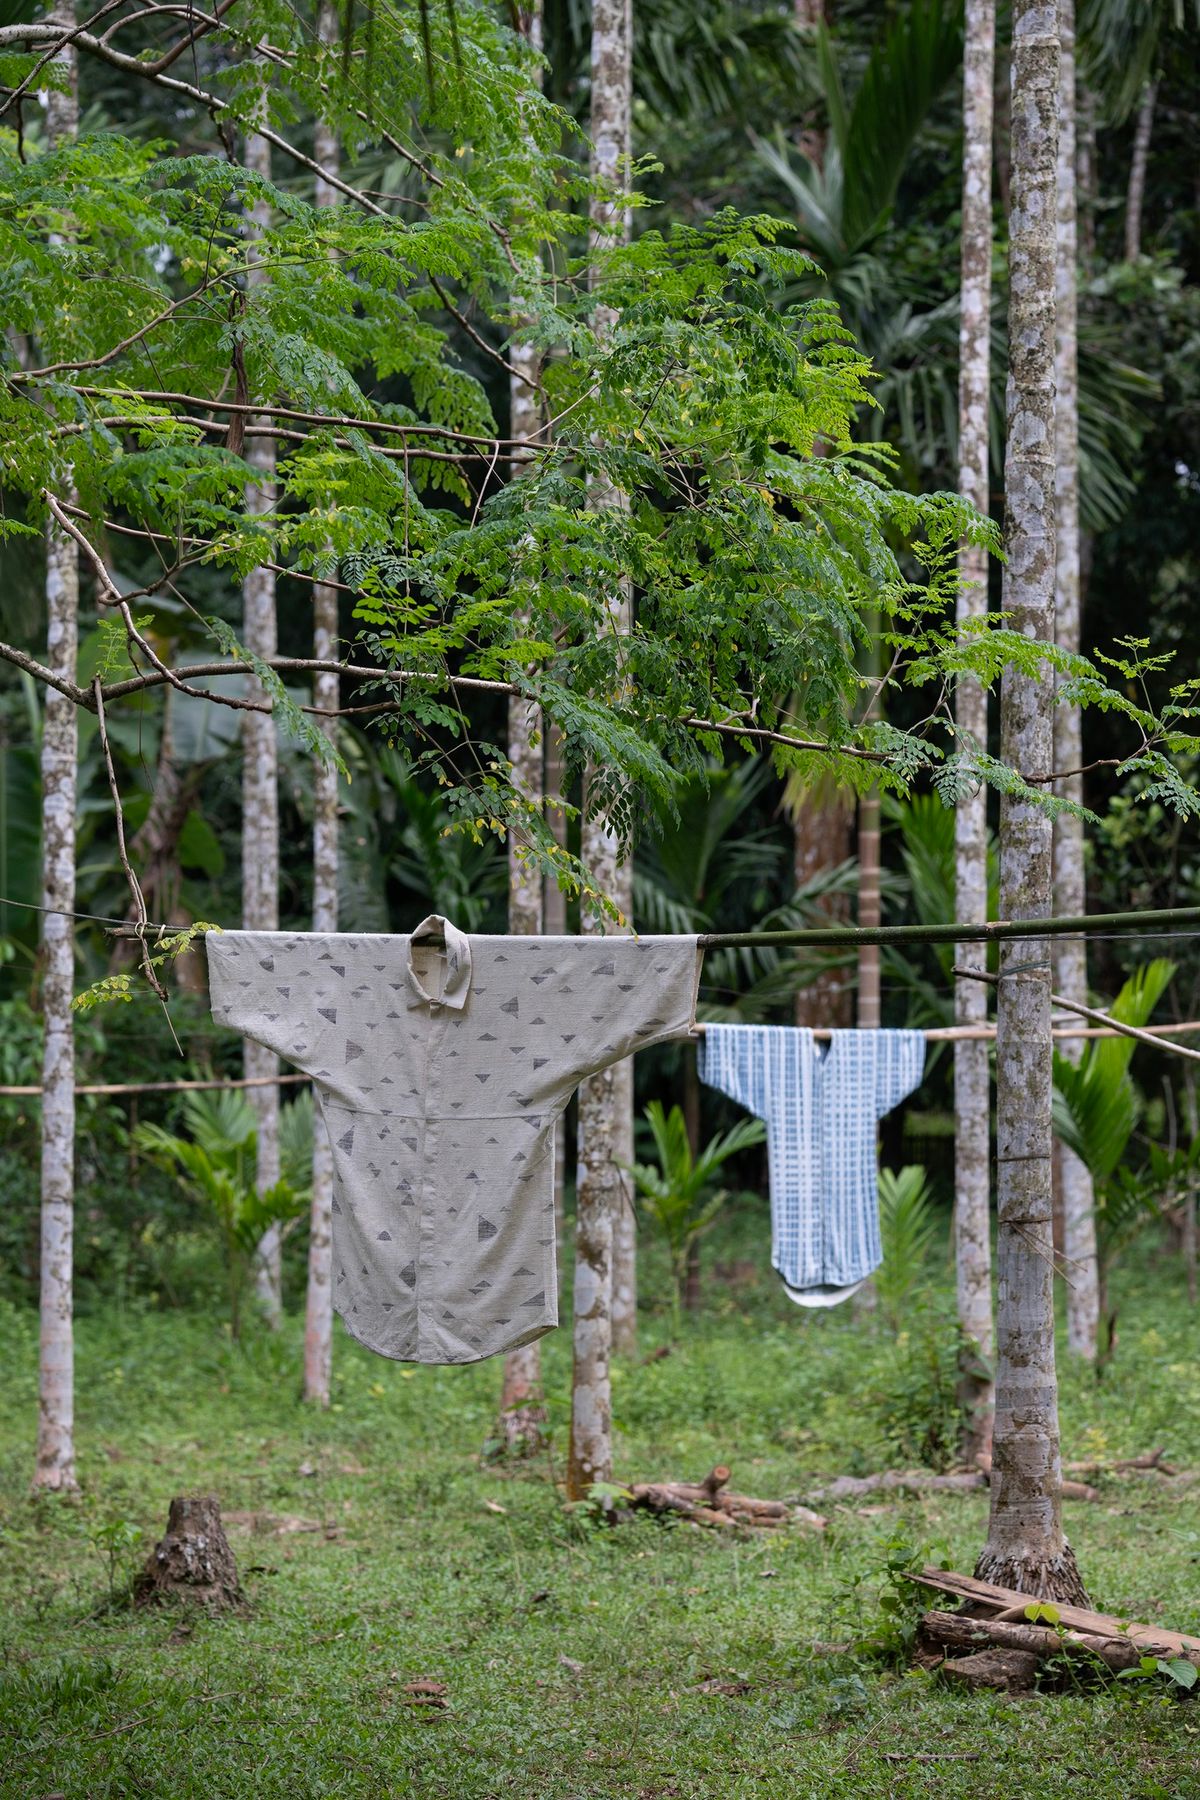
[2,1213,1200,1798]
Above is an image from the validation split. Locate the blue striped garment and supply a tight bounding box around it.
[698,1025,926,1307]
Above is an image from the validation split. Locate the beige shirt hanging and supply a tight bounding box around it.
[207,915,701,1364]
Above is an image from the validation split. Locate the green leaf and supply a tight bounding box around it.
[177,809,226,876]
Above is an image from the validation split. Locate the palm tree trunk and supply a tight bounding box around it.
[567,0,634,1500]
[34,0,79,1496]
[790,782,853,1028]
[1053,0,1099,1363]
[1124,78,1157,262]
[954,0,996,1462]
[304,16,340,1406]
[242,124,282,1327]
[856,791,881,1027]
[976,0,1086,1604]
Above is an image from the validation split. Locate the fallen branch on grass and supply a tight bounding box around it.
[626,1465,827,1532]
[907,1566,1200,1693]
[805,1469,1099,1504]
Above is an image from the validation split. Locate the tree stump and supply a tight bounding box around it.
[134,1495,242,1609]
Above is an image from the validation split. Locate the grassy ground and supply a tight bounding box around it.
[2,1213,1200,1799]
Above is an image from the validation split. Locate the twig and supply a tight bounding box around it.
[882,1753,982,1765]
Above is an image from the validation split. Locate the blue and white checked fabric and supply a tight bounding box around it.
[698,1025,925,1307]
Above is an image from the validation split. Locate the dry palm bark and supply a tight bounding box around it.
[1052,0,1099,1361]
[242,123,283,1327]
[34,0,79,1496]
[954,0,997,1458]
[977,1,1086,1604]
[567,0,635,1498]
[304,13,340,1406]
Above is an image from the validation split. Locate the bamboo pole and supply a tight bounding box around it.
[699,905,1200,950]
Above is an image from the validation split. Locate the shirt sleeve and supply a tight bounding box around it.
[875,1030,927,1117]
[696,1024,768,1120]
[206,930,316,1068]
[553,935,702,1087]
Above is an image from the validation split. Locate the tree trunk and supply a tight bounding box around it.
[955,0,997,1462]
[1076,80,1098,272]
[1124,78,1157,262]
[790,781,853,1028]
[567,0,635,1500]
[976,1,1086,1604]
[242,125,283,1328]
[34,0,79,1497]
[856,789,881,1028]
[1184,1071,1199,1307]
[1053,0,1099,1363]
[304,25,340,1407]
[543,722,568,1269]
[610,1052,637,1351]
[491,0,550,1455]
[135,1496,241,1609]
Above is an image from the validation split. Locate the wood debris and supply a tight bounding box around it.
[626,1465,826,1531]
[909,1566,1200,1692]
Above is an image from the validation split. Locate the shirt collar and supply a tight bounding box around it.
[405,914,472,1011]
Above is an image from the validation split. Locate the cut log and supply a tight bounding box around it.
[134,1495,242,1609]
[908,1566,1200,1659]
[939,1648,1039,1692]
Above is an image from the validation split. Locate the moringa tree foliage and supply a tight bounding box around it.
[1,0,1197,937]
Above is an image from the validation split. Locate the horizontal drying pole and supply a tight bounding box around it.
[4,1022,1200,1098]
[698,904,1200,950]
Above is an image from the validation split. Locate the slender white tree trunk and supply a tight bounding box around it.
[1124,78,1157,262]
[976,1,1086,1603]
[497,6,550,1443]
[304,18,340,1404]
[955,0,996,1460]
[242,125,282,1326]
[543,724,568,1271]
[1053,0,1099,1362]
[1076,81,1098,270]
[568,0,634,1500]
[34,0,80,1496]
[498,667,548,1448]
